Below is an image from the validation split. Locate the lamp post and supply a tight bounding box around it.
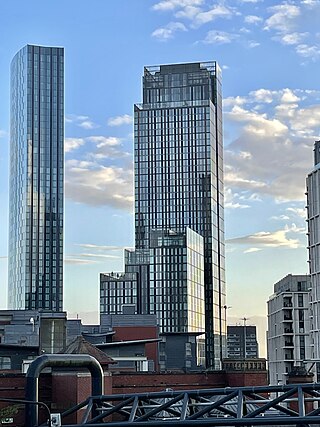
[241,317,249,359]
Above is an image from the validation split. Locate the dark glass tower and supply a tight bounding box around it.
[8,45,64,311]
[134,62,226,368]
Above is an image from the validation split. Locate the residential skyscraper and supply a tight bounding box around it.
[134,62,225,368]
[227,325,259,359]
[100,61,226,369]
[8,45,64,311]
[307,140,320,374]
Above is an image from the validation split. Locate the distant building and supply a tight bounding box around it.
[8,45,64,311]
[0,309,67,371]
[159,332,205,372]
[227,325,259,359]
[100,273,139,315]
[100,229,206,367]
[306,141,320,370]
[267,274,311,385]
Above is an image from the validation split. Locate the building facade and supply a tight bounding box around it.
[227,325,259,359]
[267,274,311,385]
[100,273,139,315]
[306,141,320,367]
[100,61,226,368]
[8,45,64,310]
[134,62,226,368]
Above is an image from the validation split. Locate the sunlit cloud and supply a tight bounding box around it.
[203,30,238,44]
[65,114,99,130]
[64,257,98,265]
[75,243,127,251]
[65,159,134,210]
[264,4,300,33]
[226,225,304,249]
[152,0,204,12]
[108,114,133,126]
[223,88,320,203]
[244,15,263,25]
[152,22,187,41]
[244,247,262,254]
[65,137,86,153]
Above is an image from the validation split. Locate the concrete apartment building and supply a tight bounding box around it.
[267,274,311,385]
[306,141,320,377]
[227,325,259,359]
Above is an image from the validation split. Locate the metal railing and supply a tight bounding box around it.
[59,383,320,426]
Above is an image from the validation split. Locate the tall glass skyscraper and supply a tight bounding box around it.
[8,45,64,311]
[134,62,226,368]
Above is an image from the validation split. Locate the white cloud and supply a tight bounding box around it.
[286,207,307,219]
[248,40,260,48]
[175,5,202,19]
[65,137,86,153]
[244,15,263,24]
[87,136,121,147]
[279,32,309,45]
[152,21,187,40]
[65,159,134,210]
[226,106,288,137]
[302,0,320,6]
[0,130,7,138]
[244,247,262,253]
[223,88,320,203]
[72,253,120,260]
[65,257,97,265]
[108,114,133,126]
[249,89,276,103]
[264,4,300,33]
[226,225,303,249]
[270,214,290,221]
[152,0,203,12]
[88,136,130,160]
[223,96,247,108]
[203,30,238,44]
[76,243,126,251]
[190,5,234,27]
[295,43,320,58]
[280,88,300,103]
[78,120,97,130]
[65,114,99,129]
[225,202,250,209]
[224,188,260,210]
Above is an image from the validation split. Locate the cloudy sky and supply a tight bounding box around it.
[1,0,320,353]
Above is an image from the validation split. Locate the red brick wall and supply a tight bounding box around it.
[0,369,267,425]
[226,371,268,387]
[112,372,226,394]
[113,326,159,369]
[112,371,268,394]
[0,373,51,427]
[51,372,113,423]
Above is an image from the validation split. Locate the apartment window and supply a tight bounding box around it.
[0,357,11,370]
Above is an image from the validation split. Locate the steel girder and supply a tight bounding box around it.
[57,383,320,426]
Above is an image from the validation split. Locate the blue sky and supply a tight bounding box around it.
[1,0,320,354]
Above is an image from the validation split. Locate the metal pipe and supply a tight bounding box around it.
[25,354,104,427]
